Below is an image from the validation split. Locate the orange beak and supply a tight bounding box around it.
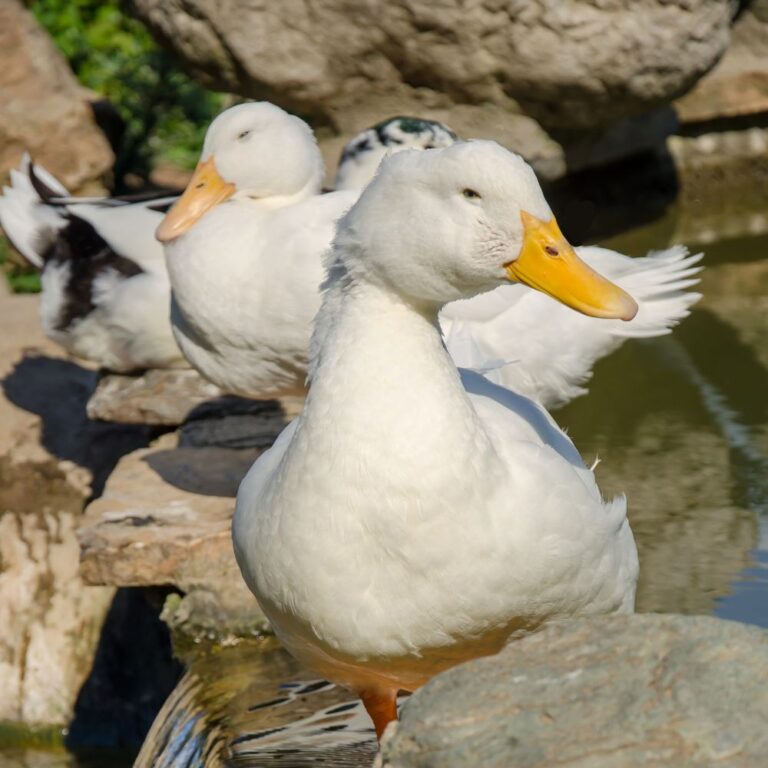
[156,157,236,243]
[506,212,638,321]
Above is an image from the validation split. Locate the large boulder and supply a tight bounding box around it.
[131,0,732,178]
[378,615,768,767]
[0,0,113,194]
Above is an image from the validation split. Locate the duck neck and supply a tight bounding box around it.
[304,276,491,468]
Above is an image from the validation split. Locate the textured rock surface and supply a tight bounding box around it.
[87,369,304,438]
[131,0,731,178]
[87,368,223,426]
[0,0,113,194]
[78,432,269,641]
[378,615,768,768]
[676,0,768,123]
[0,284,150,727]
[0,460,114,726]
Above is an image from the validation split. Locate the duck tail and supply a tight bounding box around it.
[0,154,69,269]
[606,245,703,339]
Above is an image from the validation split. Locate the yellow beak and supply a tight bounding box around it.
[155,157,236,243]
[506,212,638,321]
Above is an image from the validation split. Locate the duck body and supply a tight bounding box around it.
[0,157,183,371]
[233,144,642,736]
[234,276,638,694]
[166,189,358,397]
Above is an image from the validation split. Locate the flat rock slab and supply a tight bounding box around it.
[78,434,268,641]
[378,614,768,768]
[86,368,223,426]
[87,370,302,451]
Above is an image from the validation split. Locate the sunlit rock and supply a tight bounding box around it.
[676,0,768,124]
[0,284,149,728]
[79,432,270,644]
[0,0,113,194]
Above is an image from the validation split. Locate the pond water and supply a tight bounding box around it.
[131,224,768,766]
[581,224,768,625]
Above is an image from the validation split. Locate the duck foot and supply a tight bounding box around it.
[359,687,398,742]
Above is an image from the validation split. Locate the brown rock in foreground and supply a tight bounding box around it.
[0,0,113,194]
[0,284,148,726]
[78,433,269,641]
[378,615,768,768]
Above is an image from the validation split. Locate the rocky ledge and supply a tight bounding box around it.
[77,431,270,643]
[378,614,768,768]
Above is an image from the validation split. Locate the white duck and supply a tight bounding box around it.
[0,157,183,371]
[233,142,640,739]
[334,115,458,191]
[157,102,356,397]
[159,103,700,406]
[1,103,700,396]
[0,113,446,373]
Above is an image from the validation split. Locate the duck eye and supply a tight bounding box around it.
[238,129,252,140]
[462,188,481,199]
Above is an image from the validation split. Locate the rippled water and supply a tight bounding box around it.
[134,228,768,766]
[134,639,379,767]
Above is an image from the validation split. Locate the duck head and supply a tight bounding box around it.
[334,116,458,191]
[335,140,638,320]
[156,102,324,242]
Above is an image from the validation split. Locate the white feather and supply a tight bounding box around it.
[442,245,703,408]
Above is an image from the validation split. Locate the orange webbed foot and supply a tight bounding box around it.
[359,687,398,742]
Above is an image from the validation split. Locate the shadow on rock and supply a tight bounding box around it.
[142,396,289,497]
[144,446,263,497]
[2,354,155,496]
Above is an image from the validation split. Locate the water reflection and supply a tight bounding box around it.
[558,231,768,623]
[134,639,378,767]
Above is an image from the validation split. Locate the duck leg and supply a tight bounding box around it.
[359,687,398,741]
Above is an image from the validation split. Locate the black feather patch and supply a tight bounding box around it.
[28,162,63,203]
[45,215,143,331]
[147,199,175,214]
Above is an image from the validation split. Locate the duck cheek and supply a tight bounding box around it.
[156,158,236,243]
[505,211,638,321]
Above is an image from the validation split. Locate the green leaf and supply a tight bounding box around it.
[30,0,226,188]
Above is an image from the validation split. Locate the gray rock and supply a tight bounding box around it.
[0,0,113,194]
[87,369,304,441]
[131,0,729,130]
[378,615,768,768]
[180,395,292,450]
[130,0,732,179]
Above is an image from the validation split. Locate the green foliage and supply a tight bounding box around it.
[30,0,226,188]
[0,235,41,294]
